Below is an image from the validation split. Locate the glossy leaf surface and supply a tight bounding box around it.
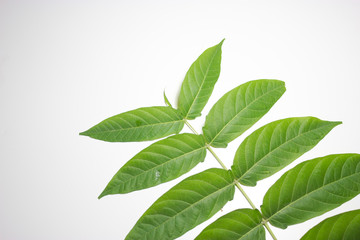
[99,133,207,197]
[301,209,360,240]
[203,80,285,148]
[178,40,224,119]
[80,106,184,142]
[195,209,265,240]
[261,154,360,229]
[125,168,235,240]
[232,117,341,186]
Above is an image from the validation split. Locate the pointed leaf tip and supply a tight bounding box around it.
[79,131,88,136]
[98,191,106,199]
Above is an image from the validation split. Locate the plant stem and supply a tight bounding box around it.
[264,222,278,240]
[183,119,278,240]
[205,144,228,170]
[184,120,199,135]
[234,182,257,209]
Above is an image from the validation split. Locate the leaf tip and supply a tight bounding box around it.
[219,38,225,45]
[334,120,343,126]
[98,190,108,199]
[277,79,286,89]
[326,120,342,128]
[79,130,88,136]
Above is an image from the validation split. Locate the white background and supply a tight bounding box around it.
[1,0,360,239]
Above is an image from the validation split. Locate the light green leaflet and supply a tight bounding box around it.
[163,90,172,107]
[203,80,286,148]
[178,39,224,119]
[195,209,265,240]
[232,117,341,186]
[125,168,235,240]
[98,133,206,197]
[300,210,360,240]
[79,106,184,142]
[261,154,360,229]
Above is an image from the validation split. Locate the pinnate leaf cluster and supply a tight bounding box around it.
[80,40,360,239]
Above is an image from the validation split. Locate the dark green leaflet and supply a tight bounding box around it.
[300,209,360,240]
[125,168,235,240]
[261,154,360,229]
[80,106,184,142]
[178,40,223,119]
[232,117,341,186]
[195,209,265,240]
[203,79,285,148]
[99,133,207,197]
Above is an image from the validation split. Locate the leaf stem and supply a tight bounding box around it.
[184,120,199,135]
[183,119,278,240]
[205,144,228,170]
[264,222,278,240]
[234,182,257,209]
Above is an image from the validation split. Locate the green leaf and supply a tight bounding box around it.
[178,39,224,119]
[261,154,360,229]
[99,133,207,197]
[300,209,360,240]
[232,117,341,186]
[79,106,184,142]
[125,168,235,240]
[163,90,172,107]
[203,80,286,148]
[195,209,265,240]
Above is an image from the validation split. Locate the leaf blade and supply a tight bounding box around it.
[232,117,341,186]
[195,209,265,240]
[163,90,172,107]
[125,168,235,240]
[178,39,224,119]
[261,154,360,229]
[203,79,286,148]
[99,133,207,197]
[300,210,360,240]
[79,106,184,142]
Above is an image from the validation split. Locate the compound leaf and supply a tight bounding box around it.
[195,209,265,240]
[232,117,341,186]
[261,154,360,229]
[300,209,360,240]
[79,106,184,142]
[125,168,235,240]
[99,133,207,197]
[203,80,285,148]
[178,39,224,119]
